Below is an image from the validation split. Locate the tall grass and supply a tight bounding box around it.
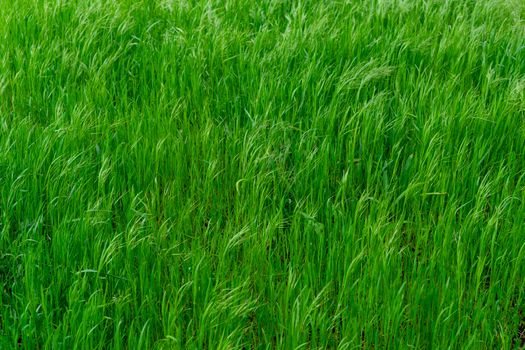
[1,0,525,348]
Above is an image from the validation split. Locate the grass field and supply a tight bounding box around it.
[1,0,525,348]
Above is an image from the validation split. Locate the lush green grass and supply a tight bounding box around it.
[1,0,525,348]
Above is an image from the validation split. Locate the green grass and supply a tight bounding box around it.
[1,0,525,348]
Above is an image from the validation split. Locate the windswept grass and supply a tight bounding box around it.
[1,0,525,348]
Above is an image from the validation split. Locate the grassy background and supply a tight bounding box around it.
[1,0,525,348]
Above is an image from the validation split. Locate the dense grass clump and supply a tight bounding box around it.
[1,0,525,348]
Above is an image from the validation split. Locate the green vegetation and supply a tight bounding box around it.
[1,0,525,348]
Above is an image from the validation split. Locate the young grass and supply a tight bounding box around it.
[1,0,525,348]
